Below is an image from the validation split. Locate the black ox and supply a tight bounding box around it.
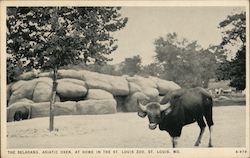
[137,87,214,148]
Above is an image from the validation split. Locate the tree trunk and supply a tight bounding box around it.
[49,67,58,131]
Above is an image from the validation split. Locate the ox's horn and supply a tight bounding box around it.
[160,102,171,111]
[138,100,147,112]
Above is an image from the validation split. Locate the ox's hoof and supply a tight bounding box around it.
[208,144,213,148]
[194,141,200,146]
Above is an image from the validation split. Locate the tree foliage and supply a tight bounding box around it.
[7,58,23,83]
[141,63,164,77]
[7,7,128,82]
[120,55,142,76]
[219,12,246,48]
[216,11,246,90]
[154,33,218,88]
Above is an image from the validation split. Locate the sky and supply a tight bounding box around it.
[111,7,245,65]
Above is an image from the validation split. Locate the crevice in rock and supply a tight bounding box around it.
[58,95,84,102]
[114,96,128,112]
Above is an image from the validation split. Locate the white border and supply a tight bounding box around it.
[1,1,249,158]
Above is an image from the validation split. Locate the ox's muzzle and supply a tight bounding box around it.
[137,100,172,130]
[149,123,157,130]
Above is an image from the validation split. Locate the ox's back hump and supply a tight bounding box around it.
[172,88,211,125]
[180,89,203,124]
[161,87,212,120]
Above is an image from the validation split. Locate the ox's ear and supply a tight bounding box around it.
[137,111,147,118]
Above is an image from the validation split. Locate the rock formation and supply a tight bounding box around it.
[7,69,181,122]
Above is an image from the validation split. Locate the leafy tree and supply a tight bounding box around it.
[215,60,231,80]
[217,11,246,90]
[154,33,218,88]
[141,63,164,77]
[120,55,142,76]
[7,7,127,130]
[228,47,246,90]
[7,58,23,83]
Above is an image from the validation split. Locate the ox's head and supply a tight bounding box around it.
[137,100,171,130]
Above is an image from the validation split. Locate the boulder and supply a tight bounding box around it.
[82,70,112,93]
[56,78,87,101]
[9,80,38,105]
[38,72,53,78]
[126,75,158,89]
[34,94,60,103]
[82,70,129,96]
[54,101,77,116]
[58,78,86,86]
[86,89,113,100]
[7,100,33,122]
[31,102,50,118]
[128,82,142,94]
[76,99,117,115]
[126,75,159,98]
[11,80,26,92]
[7,83,13,105]
[13,98,34,104]
[9,77,54,105]
[143,88,159,99]
[17,69,40,80]
[149,76,181,95]
[31,101,77,118]
[33,81,52,102]
[35,77,53,83]
[85,80,113,93]
[124,92,149,112]
[105,76,129,96]
[57,69,85,80]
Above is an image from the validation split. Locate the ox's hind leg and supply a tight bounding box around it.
[204,105,214,147]
[194,116,206,146]
[195,117,206,146]
[195,126,205,146]
[203,95,214,147]
[204,115,214,147]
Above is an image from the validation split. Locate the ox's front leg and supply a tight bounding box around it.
[171,137,178,148]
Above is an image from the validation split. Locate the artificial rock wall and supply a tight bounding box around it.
[7,69,181,122]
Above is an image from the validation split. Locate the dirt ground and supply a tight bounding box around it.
[7,106,246,148]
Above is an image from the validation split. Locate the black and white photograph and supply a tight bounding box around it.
[1,0,249,158]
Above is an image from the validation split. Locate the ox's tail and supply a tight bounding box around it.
[202,94,214,127]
